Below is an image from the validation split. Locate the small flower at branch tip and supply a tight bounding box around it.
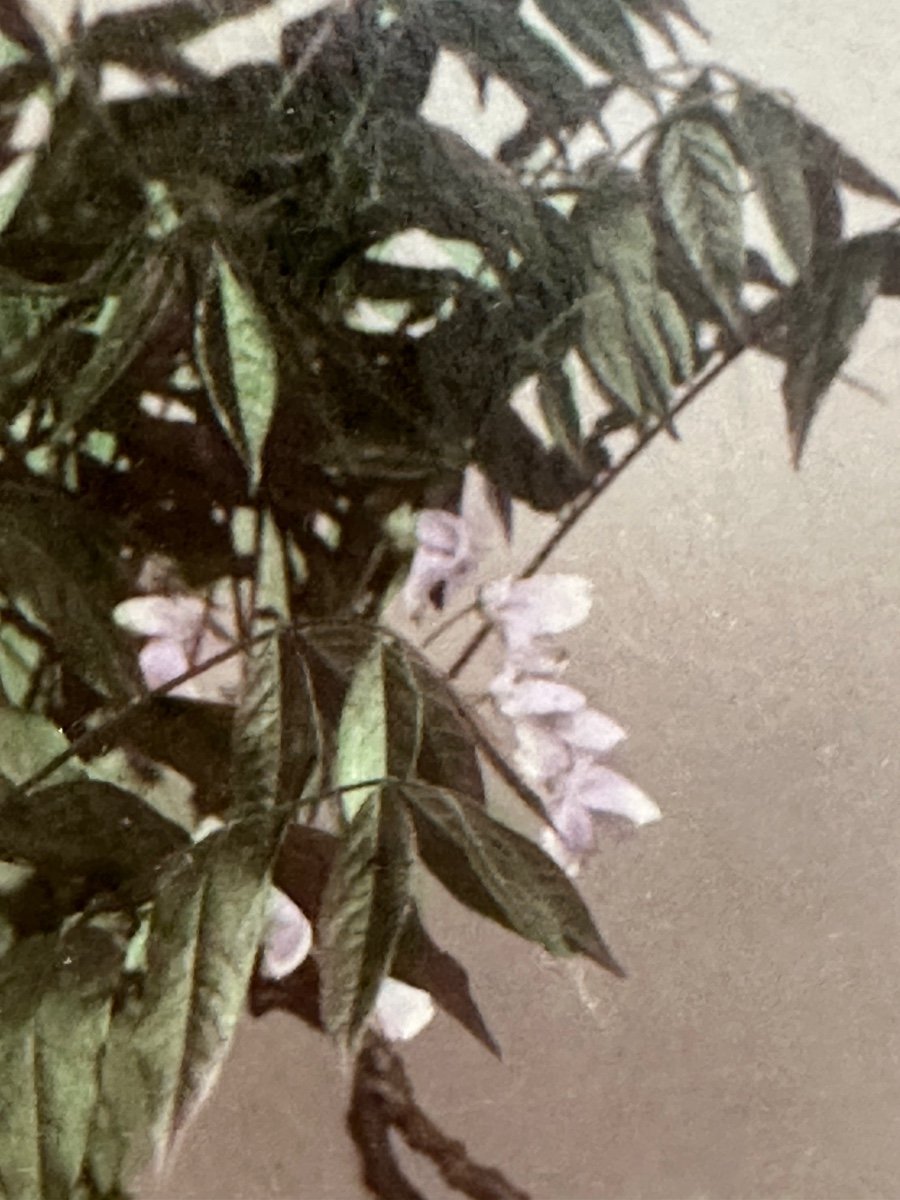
[259,888,313,981]
[373,977,436,1043]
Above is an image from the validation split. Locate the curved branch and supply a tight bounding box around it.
[349,1033,531,1200]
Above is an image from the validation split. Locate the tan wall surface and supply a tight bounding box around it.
[143,2,900,1197]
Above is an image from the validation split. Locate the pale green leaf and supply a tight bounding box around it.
[317,787,413,1048]
[86,812,282,1190]
[656,116,744,331]
[0,925,125,1200]
[0,709,81,795]
[332,639,388,820]
[196,247,278,493]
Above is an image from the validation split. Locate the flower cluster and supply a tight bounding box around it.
[483,574,660,876]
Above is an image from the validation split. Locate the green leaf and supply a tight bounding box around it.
[317,787,413,1048]
[783,235,886,464]
[578,176,691,416]
[536,0,651,91]
[230,516,318,812]
[0,708,79,794]
[195,247,278,493]
[332,637,389,820]
[622,0,706,49]
[655,116,745,331]
[0,780,189,892]
[53,250,178,437]
[734,87,814,273]
[0,155,35,239]
[538,365,584,466]
[393,909,499,1057]
[0,484,138,699]
[401,786,624,975]
[86,812,282,1191]
[0,924,125,1200]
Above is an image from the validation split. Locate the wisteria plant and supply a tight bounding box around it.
[0,1,897,1198]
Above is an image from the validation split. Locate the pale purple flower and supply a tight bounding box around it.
[403,509,474,620]
[373,978,436,1042]
[113,584,245,703]
[259,888,313,981]
[481,574,593,658]
[485,577,658,875]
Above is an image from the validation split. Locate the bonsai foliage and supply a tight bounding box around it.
[0,1,896,1197]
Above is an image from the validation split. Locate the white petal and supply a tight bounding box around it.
[114,594,205,639]
[494,677,586,718]
[139,637,190,691]
[513,720,571,785]
[374,978,436,1042]
[539,826,582,878]
[554,708,626,756]
[568,763,661,825]
[260,889,313,980]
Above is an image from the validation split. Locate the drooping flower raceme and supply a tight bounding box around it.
[113,578,248,704]
[484,575,660,875]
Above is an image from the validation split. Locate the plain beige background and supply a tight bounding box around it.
[140,2,900,1197]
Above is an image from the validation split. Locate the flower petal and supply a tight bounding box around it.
[539,826,582,878]
[114,594,206,639]
[374,978,436,1042]
[513,719,571,785]
[567,762,661,825]
[416,509,467,559]
[139,637,190,691]
[555,708,626,756]
[481,574,593,648]
[492,676,586,718]
[260,888,313,981]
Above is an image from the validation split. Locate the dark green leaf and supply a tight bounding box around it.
[783,235,886,463]
[86,812,282,1189]
[0,780,189,891]
[622,0,707,49]
[0,484,138,698]
[402,786,623,975]
[734,86,814,273]
[53,250,178,436]
[317,788,413,1048]
[430,0,594,133]
[538,365,584,466]
[537,0,651,91]
[0,923,125,1200]
[655,115,744,331]
[195,246,278,493]
[393,908,500,1058]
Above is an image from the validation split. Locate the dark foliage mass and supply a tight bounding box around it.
[0,2,895,1197]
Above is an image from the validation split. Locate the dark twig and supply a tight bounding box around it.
[447,341,748,681]
[349,1033,531,1200]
